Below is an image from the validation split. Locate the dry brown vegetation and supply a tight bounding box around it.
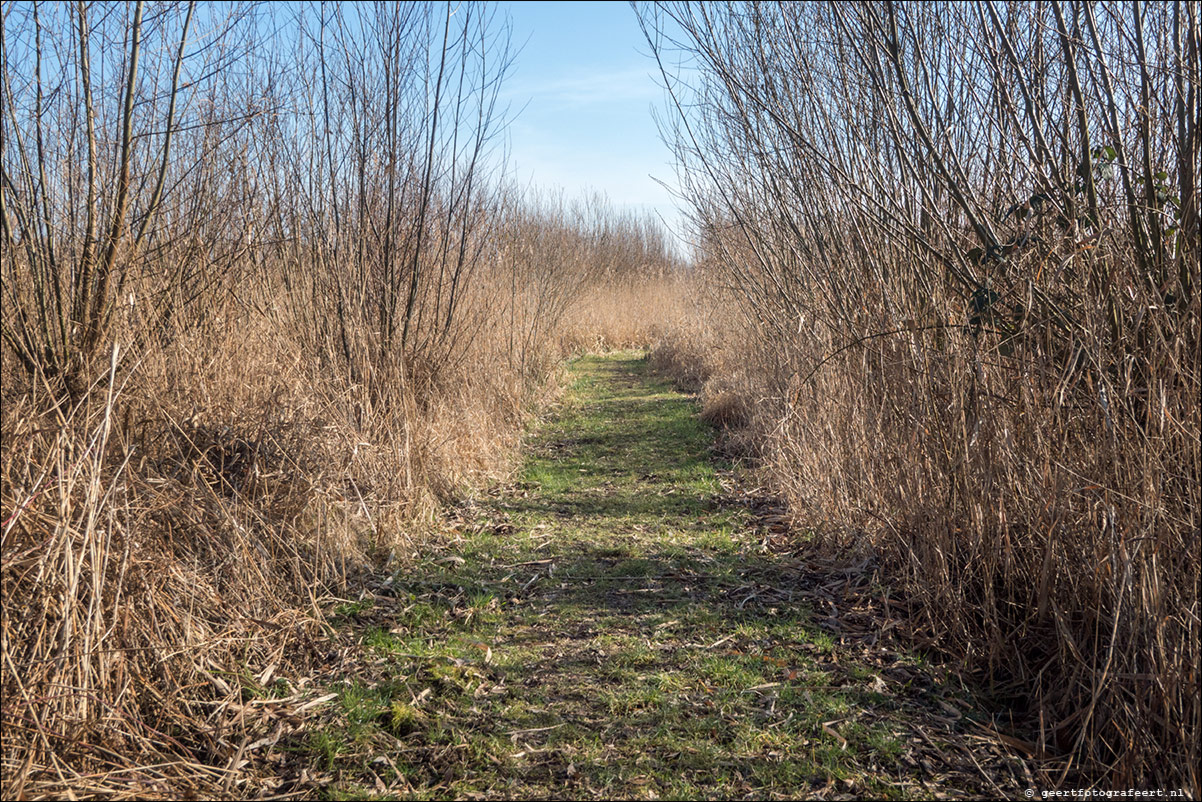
[3,0,1198,798]
[1,3,678,796]
[640,0,1199,793]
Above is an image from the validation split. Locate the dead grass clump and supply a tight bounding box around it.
[561,278,687,353]
[646,277,730,392]
[0,304,429,795]
[698,388,746,429]
[647,328,712,392]
[1,369,331,799]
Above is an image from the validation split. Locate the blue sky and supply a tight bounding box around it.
[497,1,685,245]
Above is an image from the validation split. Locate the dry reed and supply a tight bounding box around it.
[641,0,1199,792]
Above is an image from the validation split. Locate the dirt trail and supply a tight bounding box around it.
[310,353,1029,799]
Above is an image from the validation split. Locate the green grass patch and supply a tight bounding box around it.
[302,352,921,799]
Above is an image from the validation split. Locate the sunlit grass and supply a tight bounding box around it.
[304,352,915,799]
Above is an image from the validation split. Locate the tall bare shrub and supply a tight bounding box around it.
[641,1,1199,790]
[1,2,270,399]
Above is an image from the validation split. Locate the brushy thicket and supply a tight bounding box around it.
[0,4,679,797]
[641,0,1198,793]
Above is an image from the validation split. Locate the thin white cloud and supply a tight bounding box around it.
[504,66,662,108]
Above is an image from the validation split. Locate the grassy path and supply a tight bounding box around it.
[309,353,1021,799]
